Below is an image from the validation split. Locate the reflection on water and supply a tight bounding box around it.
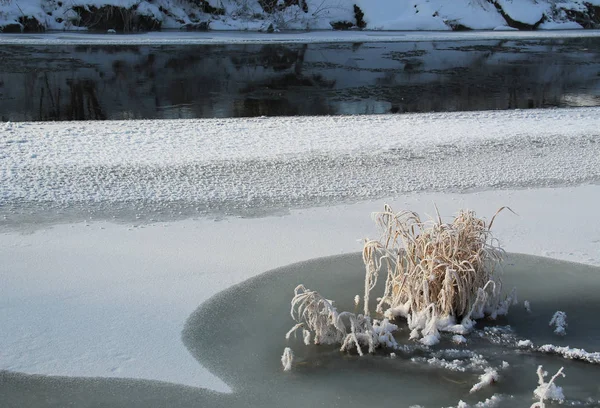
[1,38,600,121]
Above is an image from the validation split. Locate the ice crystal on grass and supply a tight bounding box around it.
[470,367,499,393]
[281,347,294,371]
[549,311,567,336]
[531,365,565,407]
[302,329,311,346]
[287,284,398,356]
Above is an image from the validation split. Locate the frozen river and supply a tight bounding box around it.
[1,31,600,408]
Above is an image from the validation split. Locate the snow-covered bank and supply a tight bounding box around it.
[2,108,600,228]
[1,0,600,34]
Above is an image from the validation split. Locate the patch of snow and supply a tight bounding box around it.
[524,300,531,313]
[496,0,549,25]
[493,25,519,30]
[539,20,584,29]
[136,1,164,21]
[518,339,534,348]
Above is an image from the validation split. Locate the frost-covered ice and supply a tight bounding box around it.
[2,108,600,228]
[537,344,600,364]
[2,29,600,46]
[2,109,600,391]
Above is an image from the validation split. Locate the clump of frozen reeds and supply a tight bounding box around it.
[530,365,565,407]
[362,205,513,343]
[287,284,398,355]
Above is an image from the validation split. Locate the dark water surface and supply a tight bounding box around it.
[1,37,600,121]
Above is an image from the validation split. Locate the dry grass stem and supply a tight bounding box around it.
[363,206,514,340]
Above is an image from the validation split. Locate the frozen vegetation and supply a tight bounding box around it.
[282,203,600,405]
[1,89,600,406]
[2,0,600,33]
[531,366,565,407]
[549,311,568,335]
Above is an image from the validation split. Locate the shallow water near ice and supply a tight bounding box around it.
[1,252,600,407]
[183,252,600,408]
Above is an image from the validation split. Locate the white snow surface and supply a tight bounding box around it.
[2,29,600,45]
[3,108,600,214]
[2,109,600,391]
[496,0,548,25]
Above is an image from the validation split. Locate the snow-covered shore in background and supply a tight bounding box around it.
[1,0,600,33]
[1,109,600,390]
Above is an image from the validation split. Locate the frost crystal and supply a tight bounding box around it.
[470,368,499,393]
[549,311,567,336]
[452,334,467,344]
[302,329,311,346]
[281,347,294,371]
[531,365,565,407]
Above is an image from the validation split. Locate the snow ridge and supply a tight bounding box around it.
[2,108,599,226]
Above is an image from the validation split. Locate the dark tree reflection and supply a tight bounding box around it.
[0,38,599,121]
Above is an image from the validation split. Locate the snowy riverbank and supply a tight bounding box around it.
[1,109,600,391]
[1,0,600,34]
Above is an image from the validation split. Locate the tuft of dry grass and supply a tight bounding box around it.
[287,285,397,355]
[362,205,512,327]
